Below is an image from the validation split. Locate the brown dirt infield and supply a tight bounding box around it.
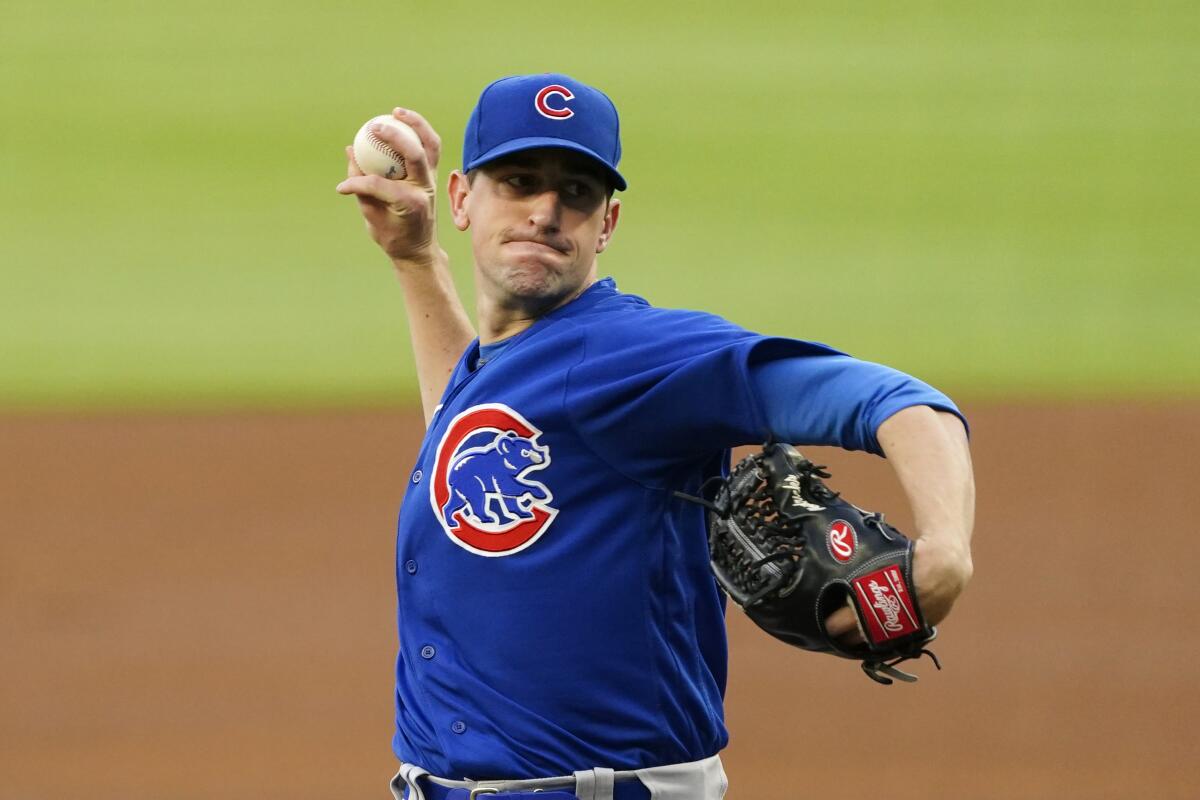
[3,403,1198,799]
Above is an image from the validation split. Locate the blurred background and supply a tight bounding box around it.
[2,1,1197,798]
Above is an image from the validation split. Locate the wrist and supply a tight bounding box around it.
[390,246,446,274]
[914,536,974,583]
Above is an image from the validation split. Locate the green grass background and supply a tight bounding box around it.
[2,1,1196,409]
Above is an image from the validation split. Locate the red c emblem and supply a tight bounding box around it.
[534,84,575,120]
[430,404,558,557]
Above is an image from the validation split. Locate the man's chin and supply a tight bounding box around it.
[496,262,564,296]
[490,264,586,314]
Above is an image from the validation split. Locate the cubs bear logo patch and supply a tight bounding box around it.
[430,403,558,556]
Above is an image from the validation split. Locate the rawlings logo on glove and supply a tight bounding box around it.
[677,442,940,684]
[854,567,921,640]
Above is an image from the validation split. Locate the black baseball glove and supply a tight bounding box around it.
[679,442,940,684]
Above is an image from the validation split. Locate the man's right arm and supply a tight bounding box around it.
[336,108,476,426]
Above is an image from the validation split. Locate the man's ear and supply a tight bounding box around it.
[448,170,471,231]
[596,197,621,254]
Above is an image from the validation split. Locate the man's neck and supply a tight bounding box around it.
[478,316,536,345]
[476,278,596,345]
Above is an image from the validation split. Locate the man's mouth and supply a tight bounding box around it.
[504,237,568,255]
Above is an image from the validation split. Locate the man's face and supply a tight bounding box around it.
[449,148,620,317]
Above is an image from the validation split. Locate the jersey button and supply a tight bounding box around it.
[419,645,436,660]
[411,470,423,484]
[451,720,467,735]
[404,559,418,575]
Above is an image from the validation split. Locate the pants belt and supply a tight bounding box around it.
[395,766,648,800]
[403,779,650,800]
[393,754,726,800]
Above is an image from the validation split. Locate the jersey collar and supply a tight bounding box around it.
[541,276,622,321]
[461,277,621,373]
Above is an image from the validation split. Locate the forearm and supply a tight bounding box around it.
[393,249,476,426]
[877,405,975,560]
[335,108,475,425]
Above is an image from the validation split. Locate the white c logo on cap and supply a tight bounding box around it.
[535,85,575,120]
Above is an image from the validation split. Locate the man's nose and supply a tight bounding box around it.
[527,189,562,230]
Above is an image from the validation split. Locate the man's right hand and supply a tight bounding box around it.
[336,108,443,268]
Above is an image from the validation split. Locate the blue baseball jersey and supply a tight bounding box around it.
[392,278,961,779]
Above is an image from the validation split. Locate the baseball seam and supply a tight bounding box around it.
[367,132,406,173]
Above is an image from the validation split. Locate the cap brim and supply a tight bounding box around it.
[463,136,627,191]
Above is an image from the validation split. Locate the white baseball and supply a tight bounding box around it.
[352,115,422,179]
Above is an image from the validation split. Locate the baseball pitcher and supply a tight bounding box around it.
[337,74,975,800]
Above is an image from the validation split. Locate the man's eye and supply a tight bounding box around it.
[504,174,535,189]
[564,180,594,199]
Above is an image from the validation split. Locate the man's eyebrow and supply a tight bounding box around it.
[564,168,605,183]
[555,161,607,184]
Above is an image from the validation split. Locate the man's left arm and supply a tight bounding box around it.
[825,404,975,638]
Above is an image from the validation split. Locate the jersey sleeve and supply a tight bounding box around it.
[750,355,968,456]
[562,309,848,484]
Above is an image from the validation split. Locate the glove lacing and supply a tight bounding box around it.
[862,646,942,685]
[677,453,835,608]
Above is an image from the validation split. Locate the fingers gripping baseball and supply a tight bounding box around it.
[337,108,440,264]
[395,108,442,171]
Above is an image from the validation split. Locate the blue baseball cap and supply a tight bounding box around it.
[463,73,627,191]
